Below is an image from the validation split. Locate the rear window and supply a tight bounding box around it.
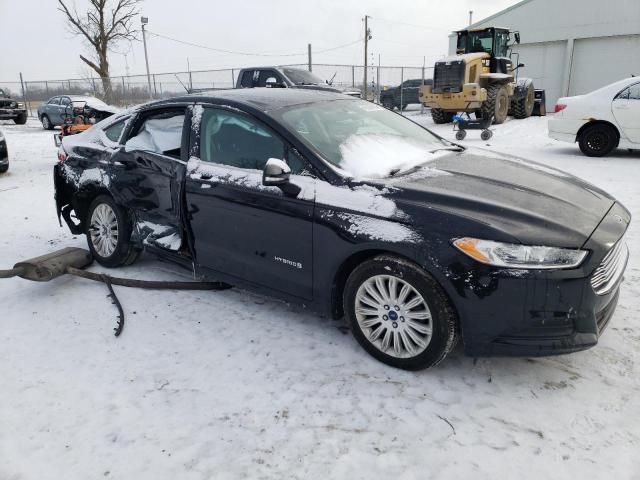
[103,118,128,143]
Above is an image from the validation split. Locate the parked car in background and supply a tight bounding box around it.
[236,66,361,97]
[0,88,27,125]
[37,95,117,130]
[0,130,8,173]
[54,89,629,370]
[380,79,432,111]
[548,77,640,157]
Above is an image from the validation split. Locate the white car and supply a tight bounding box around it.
[548,77,640,157]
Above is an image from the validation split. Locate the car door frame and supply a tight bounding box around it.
[109,102,193,257]
[185,102,320,301]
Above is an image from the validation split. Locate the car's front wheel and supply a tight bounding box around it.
[578,123,618,157]
[344,255,458,370]
[14,113,27,125]
[41,114,53,130]
[86,195,140,267]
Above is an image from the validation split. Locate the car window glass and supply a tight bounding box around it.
[103,118,128,144]
[286,148,313,176]
[256,70,283,87]
[616,88,630,100]
[240,71,254,88]
[49,97,60,105]
[60,97,71,106]
[200,108,285,170]
[628,84,640,100]
[125,111,185,157]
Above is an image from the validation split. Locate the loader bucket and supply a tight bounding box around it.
[11,247,93,282]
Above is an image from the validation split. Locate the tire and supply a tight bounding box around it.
[14,113,27,125]
[578,124,618,157]
[0,164,8,174]
[382,97,394,110]
[401,103,408,111]
[41,114,53,130]
[481,129,493,141]
[85,195,141,268]
[344,255,458,370]
[512,83,535,119]
[431,108,455,124]
[481,84,509,125]
[455,130,467,141]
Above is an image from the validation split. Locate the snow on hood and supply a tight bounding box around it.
[339,134,449,179]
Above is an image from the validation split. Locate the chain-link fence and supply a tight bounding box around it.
[6,63,434,117]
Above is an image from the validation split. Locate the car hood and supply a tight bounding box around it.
[386,148,615,248]
[292,84,361,96]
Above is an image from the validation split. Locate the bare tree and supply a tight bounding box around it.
[57,0,141,103]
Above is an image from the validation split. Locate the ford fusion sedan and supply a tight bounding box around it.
[54,89,630,370]
[549,77,640,157]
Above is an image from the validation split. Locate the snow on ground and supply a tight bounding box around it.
[1,114,639,480]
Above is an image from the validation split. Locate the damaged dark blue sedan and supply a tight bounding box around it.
[54,89,630,370]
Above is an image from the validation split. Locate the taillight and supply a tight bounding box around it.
[57,147,67,163]
[554,103,567,113]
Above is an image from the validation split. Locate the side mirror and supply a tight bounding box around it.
[514,32,521,44]
[265,78,285,88]
[518,63,525,68]
[263,158,301,197]
[263,158,291,186]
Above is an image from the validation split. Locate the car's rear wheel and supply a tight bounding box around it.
[0,164,8,174]
[344,255,458,370]
[382,98,394,110]
[41,115,53,130]
[86,195,140,267]
[578,124,618,157]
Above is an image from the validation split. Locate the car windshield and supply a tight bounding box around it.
[282,68,325,85]
[277,99,450,178]
[73,97,109,108]
[0,88,6,98]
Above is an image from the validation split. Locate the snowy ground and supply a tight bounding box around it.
[1,113,639,480]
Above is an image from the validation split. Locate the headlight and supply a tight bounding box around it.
[452,237,588,269]
[17,102,24,108]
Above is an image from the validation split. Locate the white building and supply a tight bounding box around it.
[449,0,640,106]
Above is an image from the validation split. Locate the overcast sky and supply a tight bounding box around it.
[0,0,519,82]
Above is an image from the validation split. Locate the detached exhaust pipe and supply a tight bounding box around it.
[1,247,230,336]
[1,247,93,281]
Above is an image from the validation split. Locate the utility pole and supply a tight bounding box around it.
[469,10,474,26]
[308,44,312,72]
[141,16,153,101]
[363,15,371,100]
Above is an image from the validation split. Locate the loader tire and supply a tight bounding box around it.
[431,108,455,124]
[482,84,509,125]
[513,83,535,119]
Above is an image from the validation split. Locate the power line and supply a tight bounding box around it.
[373,16,451,32]
[146,30,362,58]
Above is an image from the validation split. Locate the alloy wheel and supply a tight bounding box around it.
[354,274,433,358]
[89,203,119,258]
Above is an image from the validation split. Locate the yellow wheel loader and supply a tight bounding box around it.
[420,27,535,125]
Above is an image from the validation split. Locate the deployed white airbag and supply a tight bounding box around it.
[125,114,184,154]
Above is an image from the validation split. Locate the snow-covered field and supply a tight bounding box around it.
[1,113,639,480]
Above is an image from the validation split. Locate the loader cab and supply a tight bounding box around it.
[456,28,515,59]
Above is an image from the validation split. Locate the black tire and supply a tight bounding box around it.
[343,255,458,370]
[85,195,141,268]
[41,114,53,130]
[431,108,455,124]
[14,113,27,125]
[401,103,408,111]
[481,129,493,141]
[381,97,394,110]
[0,164,8,174]
[578,124,618,157]
[481,84,509,125]
[455,130,467,141]
[512,83,535,119]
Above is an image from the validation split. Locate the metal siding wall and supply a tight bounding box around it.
[512,41,567,106]
[569,35,640,96]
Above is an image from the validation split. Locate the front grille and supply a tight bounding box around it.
[0,99,14,108]
[591,238,628,295]
[432,60,465,94]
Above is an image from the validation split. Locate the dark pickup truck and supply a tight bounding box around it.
[0,88,27,124]
[236,66,361,97]
[380,79,432,111]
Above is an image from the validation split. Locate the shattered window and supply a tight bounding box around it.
[125,111,185,158]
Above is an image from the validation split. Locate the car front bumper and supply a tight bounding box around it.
[0,108,27,119]
[433,202,631,357]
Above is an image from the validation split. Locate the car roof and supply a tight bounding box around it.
[159,88,352,112]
